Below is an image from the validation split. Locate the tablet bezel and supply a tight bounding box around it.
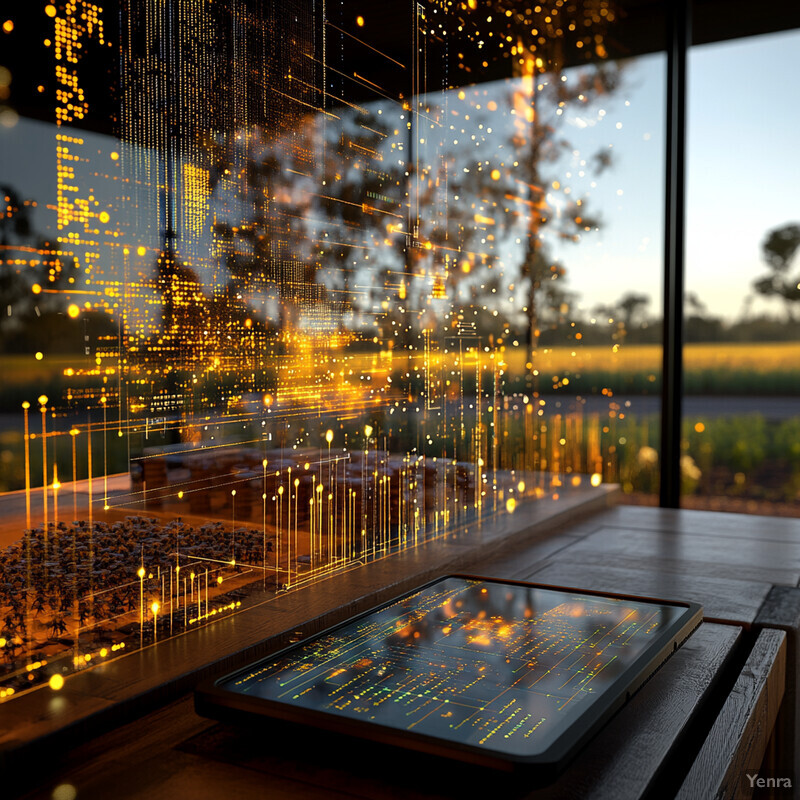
[195,574,703,775]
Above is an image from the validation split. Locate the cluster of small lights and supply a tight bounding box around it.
[52,2,106,124]
[455,0,616,71]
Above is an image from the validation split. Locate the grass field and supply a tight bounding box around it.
[505,341,800,374]
[2,341,800,409]
[1,343,798,500]
[0,353,96,412]
[501,342,800,395]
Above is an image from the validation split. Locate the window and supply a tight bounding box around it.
[684,29,800,515]
[0,0,798,706]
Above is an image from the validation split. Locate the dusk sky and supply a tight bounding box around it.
[2,28,798,325]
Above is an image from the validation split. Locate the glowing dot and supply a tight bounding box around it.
[137,567,145,578]
[151,601,160,615]
[0,638,5,647]
[694,422,705,433]
[517,481,526,493]
[137,246,146,256]
[2,20,13,33]
[356,15,364,26]
[44,5,57,18]
[49,673,64,691]
[32,283,42,295]
[217,576,223,584]
[110,151,119,161]
[177,490,184,499]
[35,352,43,361]
[590,473,603,487]
[506,498,516,513]
[490,169,501,181]
[67,304,80,318]
[325,429,334,444]
[99,211,110,224]
[100,648,108,657]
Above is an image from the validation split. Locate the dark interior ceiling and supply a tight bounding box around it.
[333,0,800,105]
[5,0,800,135]
[343,0,800,65]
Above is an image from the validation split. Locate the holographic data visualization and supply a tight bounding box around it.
[1,0,633,702]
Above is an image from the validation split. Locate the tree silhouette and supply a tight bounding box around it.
[618,292,650,332]
[0,183,94,353]
[311,109,406,334]
[453,1,625,364]
[754,223,800,321]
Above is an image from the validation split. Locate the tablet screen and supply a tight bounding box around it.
[213,576,696,760]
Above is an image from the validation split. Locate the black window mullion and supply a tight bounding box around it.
[659,0,690,508]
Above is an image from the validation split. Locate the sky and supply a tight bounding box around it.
[548,26,800,323]
[2,27,799,324]
[685,28,800,320]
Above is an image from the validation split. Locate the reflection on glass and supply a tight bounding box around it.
[685,29,800,516]
[217,576,687,759]
[0,0,664,702]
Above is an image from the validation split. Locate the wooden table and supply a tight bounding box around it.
[15,504,800,800]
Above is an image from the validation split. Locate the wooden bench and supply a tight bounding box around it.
[678,628,788,800]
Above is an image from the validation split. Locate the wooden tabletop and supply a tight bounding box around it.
[19,622,741,800]
[17,503,800,800]
[482,505,800,625]
[1,486,616,768]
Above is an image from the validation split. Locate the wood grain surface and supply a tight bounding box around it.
[11,503,800,800]
[676,628,787,800]
[20,623,741,800]
[523,561,772,624]
[2,488,617,779]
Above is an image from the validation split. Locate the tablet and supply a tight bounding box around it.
[195,575,702,775]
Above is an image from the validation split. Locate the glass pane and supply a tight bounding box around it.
[685,29,800,517]
[0,0,664,704]
[533,52,665,505]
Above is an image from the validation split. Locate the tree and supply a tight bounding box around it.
[618,292,650,332]
[753,223,800,321]
[0,183,96,353]
[406,0,623,372]
[452,1,625,366]
[311,109,407,334]
[685,292,723,343]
